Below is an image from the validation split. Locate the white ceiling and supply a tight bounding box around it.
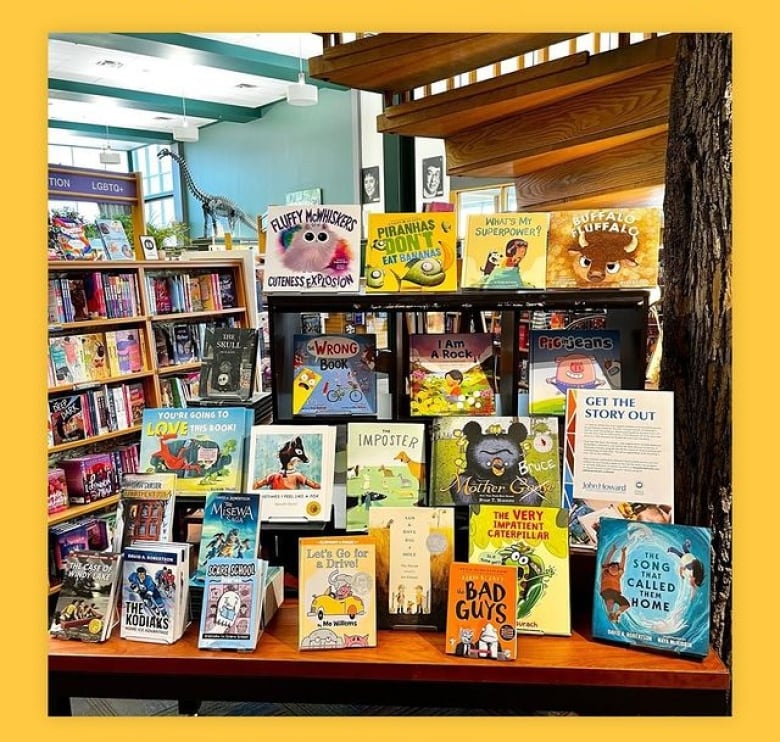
[48,33,328,150]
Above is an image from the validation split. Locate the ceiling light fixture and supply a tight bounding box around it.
[173,96,199,143]
[286,37,318,107]
[99,124,121,165]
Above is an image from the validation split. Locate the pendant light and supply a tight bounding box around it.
[99,124,121,165]
[173,96,199,142]
[286,37,318,107]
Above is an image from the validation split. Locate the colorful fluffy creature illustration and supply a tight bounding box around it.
[279,223,352,274]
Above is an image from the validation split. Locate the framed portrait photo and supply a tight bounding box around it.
[139,234,159,260]
[361,165,381,204]
[422,155,444,199]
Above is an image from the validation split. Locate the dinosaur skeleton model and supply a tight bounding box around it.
[157,148,257,239]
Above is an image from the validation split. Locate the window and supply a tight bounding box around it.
[132,144,176,237]
[453,184,517,240]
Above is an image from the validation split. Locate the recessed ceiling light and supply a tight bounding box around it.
[235,83,257,89]
[96,59,123,69]
[154,115,174,121]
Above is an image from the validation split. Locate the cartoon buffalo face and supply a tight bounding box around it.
[568,230,638,284]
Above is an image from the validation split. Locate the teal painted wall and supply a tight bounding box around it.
[177,87,356,239]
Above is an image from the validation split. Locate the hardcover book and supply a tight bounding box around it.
[563,389,674,550]
[96,218,134,260]
[138,407,252,494]
[529,329,622,416]
[592,518,711,658]
[50,215,97,261]
[364,211,458,292]
[545,208,662,289]
[199,327,259,402]
[431,416,561,507]
[263,204,362,293]
[113,473,177,551]
[50,551,122,643]
[408,333,496,416]
[460,212,550,289]
[292,333,377,416]
[298,535,377,650]
[49,394,87,446]
[246,424,336,523]
[469,504,570,635]
[368,507,454,630]
[445,562,518,660]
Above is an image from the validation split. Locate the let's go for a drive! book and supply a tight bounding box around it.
[592,518,711,658]
[469,504,570,636]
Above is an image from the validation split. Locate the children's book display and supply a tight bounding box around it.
[198,327,259,402]
[408,333,496,416]
[469,504,570,636]
[445,562,518,660]
[545,208,662,289]
[197,557,269,651]
[592,518,711,658]
[368,506,454,630]
[431,416,561,507]
[563,389,674,549]
[364,212,458,292]
[263,204,362,293]
[292,333,377,416]
[529,329,622,416]
[138,407,252,494]
[190,492,262,588]
[298,535,377,650]
[120,541,190,644]
[113,473,177,551]
[345,422,426,531]
[50,551,122,643]
[460,212,550,289]
[246,425,336,523]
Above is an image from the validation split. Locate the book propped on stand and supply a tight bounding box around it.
[198,327,259,402]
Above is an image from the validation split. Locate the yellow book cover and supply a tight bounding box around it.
[103,330,120,377]
[364,212,457,292]
[468,504,571,636]
[445,561,518,660]
[461,213,549,289]
[298,535,377,650]
[81,332,110,381]
[545,207,662,288]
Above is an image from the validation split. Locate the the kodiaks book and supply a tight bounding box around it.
[345,422,426,531]
[191,492,262,588]
[364,212,457,293]
[298,536,377,650]
[138,407,252,494]
[197,557,268,651]
[292,333,377,416]
[529,329,622,416]
[445,562,518,660]
[246,425,336,523]
[545,208,662,289]
[409,333,496,416]
[563,389,674,550]
[113,473,177,551]
[469,504,570,636]
[460,212,550,289]
[592,518,711,658]
[263,204,362,293]
[368,507,454,630]
[199,327,259,402]
[50,551,122,643]
[431,416,561,508]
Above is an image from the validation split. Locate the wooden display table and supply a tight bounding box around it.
[48,601,729,716]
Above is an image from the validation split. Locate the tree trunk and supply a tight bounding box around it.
[661,33,732,670]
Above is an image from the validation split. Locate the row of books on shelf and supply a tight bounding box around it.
[49,216,135,262]
[153,316,239,368]
[261,205,662,295]
[145,270,237,315]
[48,271,142,324]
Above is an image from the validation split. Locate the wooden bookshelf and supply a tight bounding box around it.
[48,494,121,527]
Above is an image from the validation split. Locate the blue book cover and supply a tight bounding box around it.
[292,333,377,416]
[592,518,711,658]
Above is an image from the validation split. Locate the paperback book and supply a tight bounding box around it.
[246,424,336,523]
[263,204,362,293]
[469,504,570,635]
[113,472,177,551]
[96,218,134,261]
[592,518,711,658]
[368,507,454,630]
[364,212,458,292]
[445,562,518,660]
[529,329,622,416]
[408,333,496,416]
[298,535,377,650]
[292,333,377,416]
[431,416,561,507]
[199,327,259,402]
[460,212,550,289]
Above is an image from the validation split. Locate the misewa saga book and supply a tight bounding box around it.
[592,518,711,658]
[545,208,662,289]
[469,504,570,635]
[461,212,549,289]
[298,535,377,650]
[293,333,376,416]
[364,212,457,292]
[445,562,518,660]
[263,204,362,293]
[409,333,496,416]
